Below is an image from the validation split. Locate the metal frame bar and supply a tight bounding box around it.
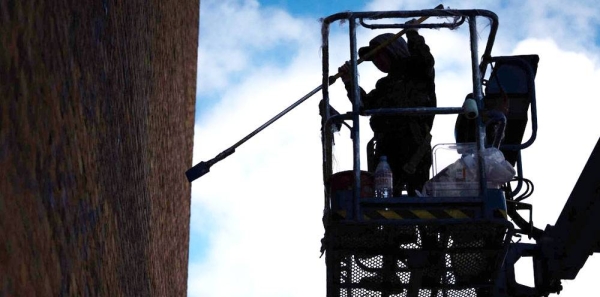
[320,9,499,219]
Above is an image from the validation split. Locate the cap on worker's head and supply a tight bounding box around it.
[358,33,410,61]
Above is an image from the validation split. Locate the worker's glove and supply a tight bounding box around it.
[405,18,419,32]
[338,61,352,84]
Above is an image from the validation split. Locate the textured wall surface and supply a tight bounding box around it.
[0,0,198,295]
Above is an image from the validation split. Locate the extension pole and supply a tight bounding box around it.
[186,6,442,182]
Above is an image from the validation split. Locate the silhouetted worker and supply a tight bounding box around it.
[338,29,436,197]
[339,29,440,293]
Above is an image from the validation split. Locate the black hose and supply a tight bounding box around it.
[507,205,543,240]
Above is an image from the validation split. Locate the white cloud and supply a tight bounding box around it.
[197,0,313,94]
[190,1,600,296]
[511,37,600,222]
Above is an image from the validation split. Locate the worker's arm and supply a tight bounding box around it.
[403,30,435,78]
[341,76,395,111]
[403,30,436,128]
[337,62,368,109]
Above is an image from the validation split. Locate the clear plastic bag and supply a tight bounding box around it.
[421,147,515,197]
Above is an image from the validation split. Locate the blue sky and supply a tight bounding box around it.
[190,1,600,296]
[260,0,361,16]
[194,0,368,115]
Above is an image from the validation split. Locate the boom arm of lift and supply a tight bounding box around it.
[504,137,600,296]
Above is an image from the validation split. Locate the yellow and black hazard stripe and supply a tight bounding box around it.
[332,208,477,221]
[494,209,507,219]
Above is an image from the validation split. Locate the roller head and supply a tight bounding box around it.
[186,161,210,182]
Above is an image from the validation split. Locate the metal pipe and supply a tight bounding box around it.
[359,17,464,30]
[468,15,488,196]
[349,17,362,221]
[322,9,497,25]
[362,107,464,116]
[320,19,333,212]
[185,84,322,182]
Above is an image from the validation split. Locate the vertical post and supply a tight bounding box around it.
[321,22,333,209]
[321,25,334,297]
[321,23,335,297]
[349,17,362,220]
[468,15,488,195]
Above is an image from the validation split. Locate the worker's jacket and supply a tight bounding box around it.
[346,30,436,136]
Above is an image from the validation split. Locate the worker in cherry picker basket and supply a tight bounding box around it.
[338,26,437,198]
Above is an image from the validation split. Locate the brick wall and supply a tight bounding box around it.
[0,0,198,295]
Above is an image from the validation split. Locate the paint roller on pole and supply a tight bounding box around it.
[186,5,446,183]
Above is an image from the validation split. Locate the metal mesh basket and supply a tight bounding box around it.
[326,221,510,297]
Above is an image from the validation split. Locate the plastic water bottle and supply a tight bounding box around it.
[374,156,393,198]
